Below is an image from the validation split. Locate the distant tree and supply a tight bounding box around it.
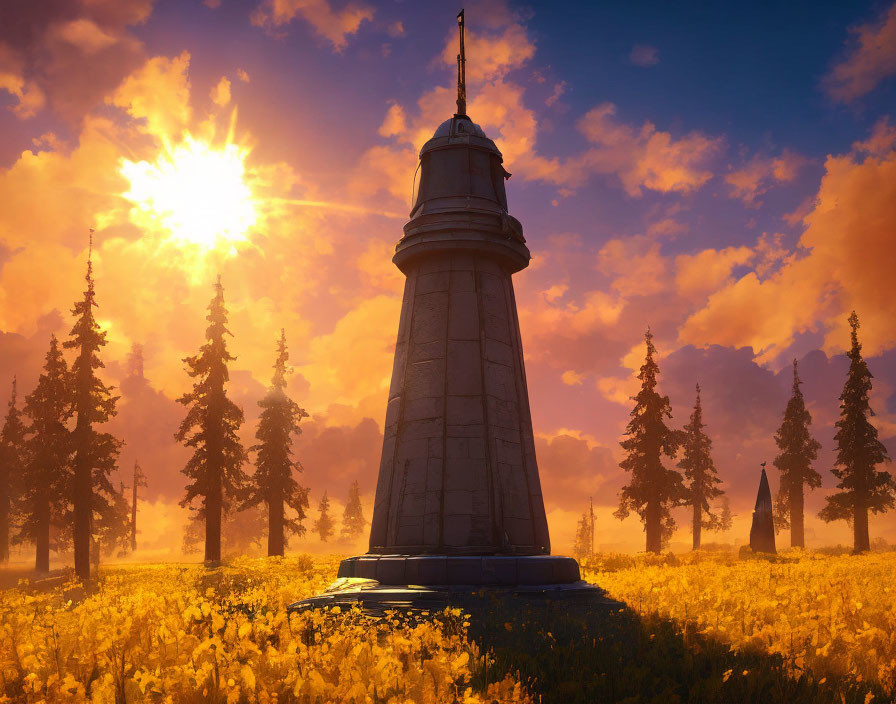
[130,460,147,552]
[771,360,822,548]
[614,329,685,553]
[176,277,248,562]
[15,336,72,571]
[0,378,26,563]
[819,312,895,552]
[64,238,123,580]
[679,384,726,550]
[182,503,267,557]
[339,480,366,542]
[572,498,595,560]
[92,481,131,563]
[314,492,334,542]
[246,330,310,557]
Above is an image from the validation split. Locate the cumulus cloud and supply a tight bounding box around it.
[0,0,152,121]
[825,2,896,102]
[680,122,896,360]
[210,76,231,107]
[725,150,808,205]
[528,103,722,196]
[251,0,374,51]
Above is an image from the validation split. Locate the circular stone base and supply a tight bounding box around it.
[335,554,580,586]
[287,577,617,615]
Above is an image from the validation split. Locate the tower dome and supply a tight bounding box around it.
[410,114,511,219]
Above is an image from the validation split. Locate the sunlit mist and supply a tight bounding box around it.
[119,133,258,250]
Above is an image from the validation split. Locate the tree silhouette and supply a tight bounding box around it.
[64,238,123,580]
[0,378,26,563]
[615,329,685,553]
[176,277,248,562]
[339,480,366,542]
[572,498,595,560]
[16,336,71,572]
[130,460,147,552]
[93,481,131,563]
[772,360,822,548]
[819,312,894,552]
[314,491,334,542]
[678,384,727,550]
[246,330,310,557]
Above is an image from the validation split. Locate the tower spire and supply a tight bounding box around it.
[455,9,466,116]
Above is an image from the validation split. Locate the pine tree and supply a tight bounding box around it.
[571,498,595,560]
[16,336,71,572]
[176,277,248,562]
[130,460,147,552]
[772,360,822,548]
[246,330,310,557]
[614,328,685,553]
[678,384,726,550]
[314,492,334,542]
[0,378,27,563]
[339,480,366,542]
[819,312,895,552]
[64,237,123,580]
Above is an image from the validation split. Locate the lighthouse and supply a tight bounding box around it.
[295,12,583,607]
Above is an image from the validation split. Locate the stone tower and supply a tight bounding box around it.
[335,11,578,587]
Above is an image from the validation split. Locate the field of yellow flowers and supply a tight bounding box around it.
[585,550,896,697]
[0,555,529,703]
[2,550,894,703]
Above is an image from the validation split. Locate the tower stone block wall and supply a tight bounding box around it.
[369,250,549,555]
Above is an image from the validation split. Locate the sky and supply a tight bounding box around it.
[1,0,896,558]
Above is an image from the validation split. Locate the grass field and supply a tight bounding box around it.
[0,551,893,703]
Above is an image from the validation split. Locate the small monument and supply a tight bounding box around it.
[749,462,776,554]
[292,11,594,610]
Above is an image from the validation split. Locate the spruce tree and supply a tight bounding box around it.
[176,277,248,562]
[64,239,123,580]
[772,360,822,548]
[313,491,334,542]
[16,336,71,572]
[130,460,147,553]
[678,384,726,550]
[614,328,685,553]
[246,330,310,557]
[819,312,895,552]
[0,378,27,563]
[339,480,366,541]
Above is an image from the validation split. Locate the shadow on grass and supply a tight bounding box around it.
[465,590,888,704]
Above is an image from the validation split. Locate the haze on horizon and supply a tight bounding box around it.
[1,0,895,558]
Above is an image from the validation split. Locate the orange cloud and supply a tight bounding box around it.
[674,246,755,300]
[528,103,721,197]
[109,50,192,137]
[680,123,896,360]
[0,44,46,118]
[725,150,807,205]
[0,0,152,122]
[825,2,896,102]
[251,0,374,51]
[210,76,231,107]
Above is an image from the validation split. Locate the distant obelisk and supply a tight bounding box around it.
[749,463,776,554]
[333,9,579,588]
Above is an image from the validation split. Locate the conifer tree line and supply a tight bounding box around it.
[0,245,368,576]
[605,317,894,555]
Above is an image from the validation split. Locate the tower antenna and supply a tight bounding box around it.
[456,9,466,116]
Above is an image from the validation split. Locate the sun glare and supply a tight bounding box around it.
[119,134,258,250]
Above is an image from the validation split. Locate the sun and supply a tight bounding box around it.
[119,133,258,250]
